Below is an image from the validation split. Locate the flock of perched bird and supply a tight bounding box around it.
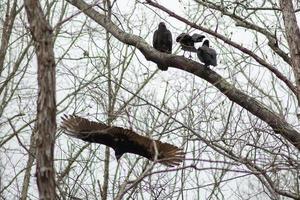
[60,22,217,167]
[153,22,217,70]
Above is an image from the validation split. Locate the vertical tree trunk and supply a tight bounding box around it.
[101,1,112,199]
[280,0,300,113]
[24,0,56,199]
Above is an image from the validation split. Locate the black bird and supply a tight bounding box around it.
[61,115,185,167]
[176,33,205,57]
[191,33,206,43]
[197,40,217,67]
[153,22,173,71]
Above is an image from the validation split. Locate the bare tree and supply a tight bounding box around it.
[1,0,300,199]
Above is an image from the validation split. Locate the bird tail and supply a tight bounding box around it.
[60,114,107,141]
[156,142,185,167]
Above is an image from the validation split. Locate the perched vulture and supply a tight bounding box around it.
[153,22,173,71]
[176,33,205,57]
[197,40,217,67]
[61,115,184,167]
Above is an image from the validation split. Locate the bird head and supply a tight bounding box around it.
[203,40,210,47]
[158,22,166,29]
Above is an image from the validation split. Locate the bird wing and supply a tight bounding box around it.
[207,48,217,66]
[61,114,118,149]
[176,33,194,47]
[153,139,185,166]
[120,128,184,167]
[209,48,217,57]
[61,115,184,167]
[197,48,205,63]
[192,33,205,42]
[176,33,185,42]
[166,30,172,53]
[181,45,197,52]
[153,30,158,49]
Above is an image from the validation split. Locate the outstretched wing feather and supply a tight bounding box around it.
[61,115,117,148]
[166,30,172,52]
[123,131,185,166]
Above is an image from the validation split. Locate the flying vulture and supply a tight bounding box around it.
[61,115,184,167]
[197,40,217,67]
[153,22,173,71]
[176,33,205,57]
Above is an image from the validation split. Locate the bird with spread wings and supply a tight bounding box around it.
[61,115,185,167]
[176,33,205,58]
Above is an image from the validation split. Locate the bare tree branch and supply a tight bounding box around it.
[194,0,292,66]
[0,0,18,75]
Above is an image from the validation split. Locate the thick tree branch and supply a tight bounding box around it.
[24,0,56,199]
[66,0,300,151]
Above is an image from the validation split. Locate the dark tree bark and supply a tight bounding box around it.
[67,0,300,151]
[24,0,56,199]
[280,0,300,111]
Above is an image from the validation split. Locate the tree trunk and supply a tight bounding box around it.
[24,0,56,199]
[280,0,300,114]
